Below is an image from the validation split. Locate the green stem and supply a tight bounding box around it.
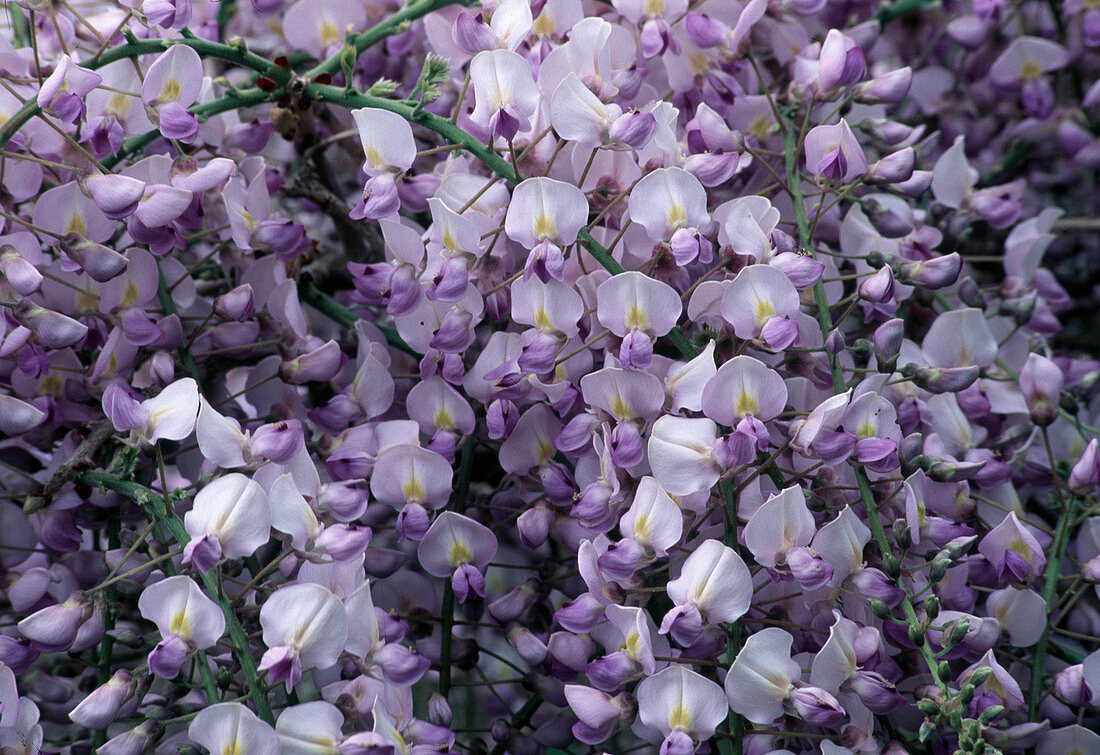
[297,281,420,357]
[73,470,275,724]
[304,0,473,79]
[102,86,279,170]
[92,513,121,748]
[874,0,940,26]
[439,434,477,701]
[720,478,744,754]
[196,649,221,703]
[1027,427,1078,721]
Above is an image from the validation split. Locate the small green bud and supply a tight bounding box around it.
[892,519,912,551]
[883,554,901,580]
[908,624,926,647]
[924,595,940,620]
[917,699,940,715]
[968,666,994,687]
[929,557,951,583]
[918,718,938,743]
[979,705,1004,724]
[869,599,893,620]
[945,617,972,647]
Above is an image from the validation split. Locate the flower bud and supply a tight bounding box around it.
[508,624,549,665]
[0,245,42,295]
[280,340,346,384]
[555,593,604,634]
[453,11,495,55]
[859,265,895,303]
[85,173,145,219]
[428,693,453,727]
[1019,352,1063,426]
[15,300,88,349]
[788,686,846,726]
[396,503,430,541]
[895,253,962,289]
[70,669,137,729]
[854,66,912,104]
[865,147,916,185]
[315,524,372,562]
[850,670,905,713]
[99,720,161,755]
[609,110,657,150]
[250,419,305,464]
[17,590,92,651]
[873,318,904,373]
[1053,664,1092,706]
[786,546,834,590]
[517,503,554,550]
[853,568,904,606]
[489,579,540,623]
[486,399,520,440]
[0,394,46,436]
[684,11,727,47]
[1069,438,1100,493]
[149,635,189,679]
[903,364,980,394]
[213,283,255,322]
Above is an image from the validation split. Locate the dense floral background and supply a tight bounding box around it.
[2,0,1100,752]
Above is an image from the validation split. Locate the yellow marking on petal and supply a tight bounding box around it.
[79,289,98,310]
[537,437,554,465]
[753,297,775,324]
[624,304,648,331]
[320,20,341,48]
[239,209,256,232]
[634,512,651,541]
[366,145,385,170]
[107,93,131,117]
[534,214,556,241]
[222,743,242,755]
[750,115,773,141]
[122,281,140,308]
[65,214,87,236]
[442,229,460,253]
[160,78,181,102]
[169,610,190,638]
[691,52,710,75]
[1008,536,1031,560]
[645,0,665,15]
[40,374,63,397]
[666,202,686,231]
[434,406,454,431]
[735,390,758,417]
[534,306,553,331]
[856,420,876,439]
[449,539,473,566]
[623,630,641,658]
[610,394,631,420]
[403,477,424,503]
[532,12,554,37]
[669,703,690,731]
[1019,60,1042,81]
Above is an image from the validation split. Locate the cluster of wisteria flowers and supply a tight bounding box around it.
[4,0,1100,752]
